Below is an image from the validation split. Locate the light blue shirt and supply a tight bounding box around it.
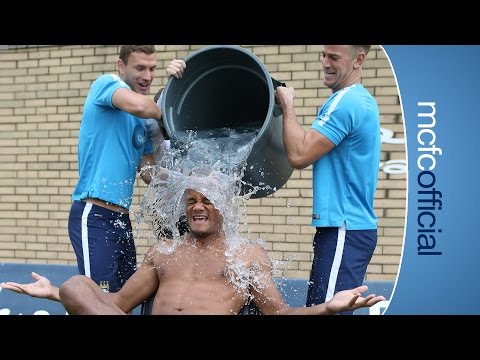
[311,84,380,230]
[72,74,153,209]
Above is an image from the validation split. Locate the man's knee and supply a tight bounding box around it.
[61,274,90,294]
[59,275,93,312]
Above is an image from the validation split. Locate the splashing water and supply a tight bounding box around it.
[167,128,259,176]
[138,127,278,295]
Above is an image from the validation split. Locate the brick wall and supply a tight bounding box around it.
[0,45,405,281]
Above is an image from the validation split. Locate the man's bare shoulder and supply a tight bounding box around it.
[144,238,177,261]
[232,239,270,263]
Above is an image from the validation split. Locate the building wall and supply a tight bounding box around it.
[0,45,405,281]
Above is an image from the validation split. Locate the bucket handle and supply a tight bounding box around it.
[271,77,286,89]
[271,77,286,117]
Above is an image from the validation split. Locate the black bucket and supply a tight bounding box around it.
[161,45,293,198]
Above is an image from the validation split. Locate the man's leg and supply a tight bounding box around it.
[306,227,337,307]
[59,275,126,315]
[307,226,377,314]
[334,229,377,315]
[68,201,135,293]
[68,200,89,276]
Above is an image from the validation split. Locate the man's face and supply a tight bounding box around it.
[118,51,157,95]
[185,189,223,238]
[320,45,357,93]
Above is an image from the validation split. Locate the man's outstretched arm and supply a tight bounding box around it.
[248,246,385,315]
[0,272,60,302]
[312,285,386,315]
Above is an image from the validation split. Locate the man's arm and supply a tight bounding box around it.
[0,272,60,302]
[313,286,386,315]
[245,245,299,315]
[112,88,162,120]
[138,155,171,185]
[248,245,385,315]
[139,153,155,184]
[0,243,161,314]
[275,86,335,169]
[245,246,330,315]
[110,244,161,313]
[140,59,187,183]
[111,59,186,121]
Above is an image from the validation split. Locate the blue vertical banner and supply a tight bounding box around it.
[383,45,480,314]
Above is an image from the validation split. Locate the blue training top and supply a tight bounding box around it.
[311,83,380,230]
[72,74,153,210]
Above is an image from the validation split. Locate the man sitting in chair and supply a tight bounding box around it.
[1,170,384,315]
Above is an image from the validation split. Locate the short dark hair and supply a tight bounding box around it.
[119,45,156,64]
[352,45,371,56]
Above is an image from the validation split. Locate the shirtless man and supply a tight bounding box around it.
[0,186,385,315]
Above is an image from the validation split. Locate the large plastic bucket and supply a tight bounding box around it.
[161,45,293,198]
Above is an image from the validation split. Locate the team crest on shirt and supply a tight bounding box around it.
[132,125,146,149]
[99,281,110,293]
